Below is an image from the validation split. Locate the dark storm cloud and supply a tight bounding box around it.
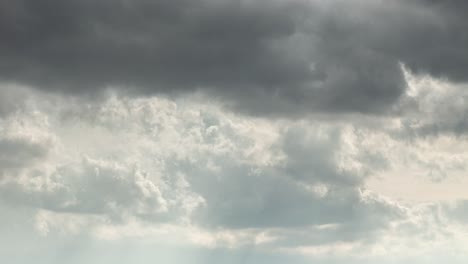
[0,0,308,96]
[1,0,467,116]
[399,0,468,81]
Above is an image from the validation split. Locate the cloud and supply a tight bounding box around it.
[393,67,468,138]
[0,110,53,177]
[0,92,403,246]
[185,123,400,231]
[2,1,468,263]
[2,0,468,117]
[0,84,31,117]
[11,0,468,116]
[1,85,468,263]
[0,158,173,223]
[0,137,49,170]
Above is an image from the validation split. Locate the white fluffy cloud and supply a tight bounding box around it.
[2,77,468,263]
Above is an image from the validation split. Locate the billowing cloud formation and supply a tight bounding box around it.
[3,1,468,263]
[1,82,468,263]
[2,0,467,116]
[0,91,400,235]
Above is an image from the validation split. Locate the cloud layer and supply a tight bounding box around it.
[2,0,467,116]
[2,78,468,263]
[2,1,468,263]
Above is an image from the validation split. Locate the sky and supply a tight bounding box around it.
[1,0,468,263]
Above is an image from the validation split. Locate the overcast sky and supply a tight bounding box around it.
[2,0,468,263]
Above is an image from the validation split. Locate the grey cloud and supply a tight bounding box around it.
[0,109,53,177]
[278,126,362,186]
[7,0,460,116]
[389,67,468,138]
[394,0,468,82]
[0,158,173,222]
[0,138,48,170]
[0,85,30,117]
[317,0,468,84]
[263,195,403,248]
[442,200,468,224]
[176,124,401,232]
[0,0,306,93]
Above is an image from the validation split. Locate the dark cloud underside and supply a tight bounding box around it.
[1,0,467,116]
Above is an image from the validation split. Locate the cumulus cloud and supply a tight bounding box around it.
[0,85,468,263]
[0,158,173,222]
[2,1,468,263]
[0,91,403,247]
